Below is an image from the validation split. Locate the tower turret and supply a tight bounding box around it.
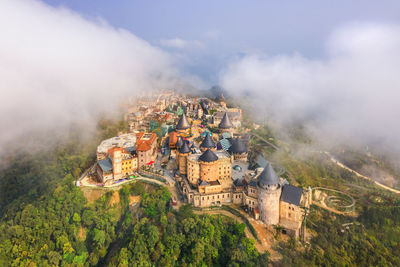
[218,112,233,135]
[199,149,219,182]
[257,163,281,225]
[200,134,216,152]
[177,141,191,175]
[176,113,190,134]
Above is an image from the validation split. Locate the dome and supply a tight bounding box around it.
[218,112,233,129]
[199,149,218,162]
[200,134,216,149]
[176,113,190,130]
[258,163,280,186]
[229,138,247,154]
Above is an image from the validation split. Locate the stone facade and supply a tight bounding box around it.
[258,184,282,225]
[185,151,232,188]
[279,201,303,237]
[180,163,310,238]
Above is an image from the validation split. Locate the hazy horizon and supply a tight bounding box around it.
[1,0,400,160]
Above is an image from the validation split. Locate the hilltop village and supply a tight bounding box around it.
[83,91,312,238]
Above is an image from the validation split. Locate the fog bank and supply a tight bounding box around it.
[220,23,400,157]
[0,0,187,154]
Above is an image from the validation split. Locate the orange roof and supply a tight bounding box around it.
[136,142,151,151]
[169,131,178,144]
[136,132,157,152]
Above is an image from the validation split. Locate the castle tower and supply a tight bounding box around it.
[176,113,191,134]
[228,138,248,161]
[199,149,219,182]
[177,141,191,175]
[175,136,183,150]
[111,148,123,180]
[218,112,233,135]
[257,163,281,225]
[200,134,216,152]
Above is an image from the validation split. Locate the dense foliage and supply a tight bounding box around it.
[0,120,267,266]
[110,195,268,267]
[276,204,400,266]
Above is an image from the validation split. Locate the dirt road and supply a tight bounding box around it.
[324,151,400,194]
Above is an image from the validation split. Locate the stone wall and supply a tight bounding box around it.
[279,201,302,237]
[258,185,281,225]
[194,192,233,207]
[187,158,201,186]
[178,153,189,175]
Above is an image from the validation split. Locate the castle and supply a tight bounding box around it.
[93,92,310,237]
[174,112,311,237]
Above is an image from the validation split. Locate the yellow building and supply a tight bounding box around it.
[186,149,233,189]
[97,146,138,185]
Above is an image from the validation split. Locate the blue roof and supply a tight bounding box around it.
[249,180,257,187]
[201,130,212,137]
[222,132,231,139]
[98,158,113,172]
[281,184,303,206]
[219,138,231,151]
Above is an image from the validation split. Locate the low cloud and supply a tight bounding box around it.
[0,0,191,154]
[160,37,204,49]
[220,23,400,156]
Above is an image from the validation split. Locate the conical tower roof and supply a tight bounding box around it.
[179,141,191,154]
[199,149,218,162]
[176,113,190,130]
[175,136,183,148]
[200,134,216,149]
[218,112,233,129]
[258,163,280,186]
[229,138,247,154]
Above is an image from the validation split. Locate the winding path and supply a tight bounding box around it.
[322,151,400,194]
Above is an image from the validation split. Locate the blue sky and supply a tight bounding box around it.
[42,0,400,83]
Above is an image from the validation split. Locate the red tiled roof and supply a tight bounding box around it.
[136,142,151,151]
[136,132,157,151]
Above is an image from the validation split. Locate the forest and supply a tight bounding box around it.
[1,117,400,266]
[0,120,268,266]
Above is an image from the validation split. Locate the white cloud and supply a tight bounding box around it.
[0,0,190,153]
[220,23,400,155]
[159,37,204,49]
